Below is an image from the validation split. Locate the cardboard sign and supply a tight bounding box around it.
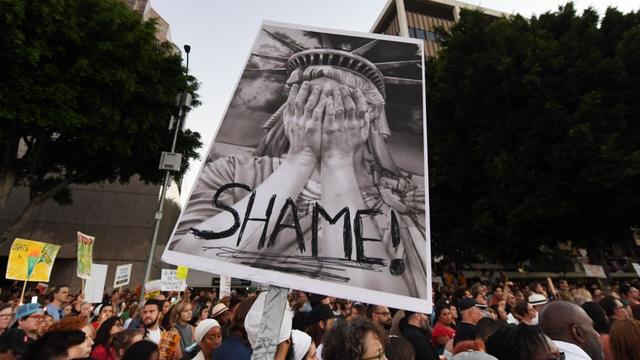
[220,275,232,298]
[113,264,132,288]
[6,238,61,282]
[77,232,94,279]
[631,262,640,278]
[161,21,431,313]
[84,264,108,303]
[583,264,607,279]
[176,266,189,280]
[144,280,162,299]
[161,269,186,292]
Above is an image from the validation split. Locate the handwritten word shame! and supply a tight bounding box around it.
[190,182,406,275]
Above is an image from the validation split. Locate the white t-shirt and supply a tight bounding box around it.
[553,340,592,360]
[316,343,323,360]
[147,327,162,344]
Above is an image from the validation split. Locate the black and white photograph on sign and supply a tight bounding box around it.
[163,21,431,312]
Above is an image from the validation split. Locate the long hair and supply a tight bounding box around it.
[610,319,640,360]
[169,299,192,327]
[94,316,122,348]
[229,296,258,343]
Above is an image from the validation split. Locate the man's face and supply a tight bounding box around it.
[80,303,93,318]
[372,306,392,329]
[627,287,640,301]
[577,310,604,360]
[613,300,630,320]
[55,287,70,303]
[142,305,160,327]
[361,331,385,360]
[494,287,503,297]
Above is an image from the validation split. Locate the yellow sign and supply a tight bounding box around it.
[176,266,189,280]
[6,238,61,282]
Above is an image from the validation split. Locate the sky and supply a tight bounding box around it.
[150,0,638,205]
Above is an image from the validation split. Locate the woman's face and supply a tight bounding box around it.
[68,332,94,359]
[162,301,171,314]
[200,307,209,320]
[180,304,193,323]
[438,309,452,325]
[101,306,114,318]
[449,305,458,320]
[201,326,223,353]
[80,303,93,318]
[0,307,13,329]
[63,304,73,316]
[110,320,124,335]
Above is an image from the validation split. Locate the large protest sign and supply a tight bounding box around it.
[161,269,186,292]
[77,232,94,279]
[162,21,431,312]
[6,238,61,282]
[84,264,108,303]
[113,264,132,288]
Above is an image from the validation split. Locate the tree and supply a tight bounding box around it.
[427,4,640,264]
[0,0,202,246]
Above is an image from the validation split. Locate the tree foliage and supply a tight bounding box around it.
[0,0,202,244]
[427,4,640,263]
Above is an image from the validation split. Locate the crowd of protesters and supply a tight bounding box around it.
[0,276,639,360]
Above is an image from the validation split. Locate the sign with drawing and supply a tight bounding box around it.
[162,21,431,312]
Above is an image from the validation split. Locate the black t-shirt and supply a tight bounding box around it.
[453,321,477,346]
[402,325,434,360]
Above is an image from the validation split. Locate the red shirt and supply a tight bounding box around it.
[90,344,115,360]
[431,322,456,347]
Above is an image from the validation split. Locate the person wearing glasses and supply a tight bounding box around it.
[0,303,13,336]
[368,305,393,333]
[15,303,44,339]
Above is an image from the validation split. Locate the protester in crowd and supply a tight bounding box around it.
[295,291,313,313]
[453,298,484,347]
[38,312,54,337]
[122,302,138,322]
[351,302,366,320]
[306,303,339,359]
[486,324,562,360]
[609,318,640,360]
[213,295,257,359]
[599,295,630,323]
[0,303,12,336]
[368,304,392,334]
[431,304,456,356]
[91,316,124,360]
[24,329,93,360]
[168,299,195,356]
[385,335,415,360]
[112,329,144,360]
[489,304,508,324]
[45,285,70,321]
[192,319,222,360]
[93,302,115,330]
[512,300,538,325]
[402,311,434,360]
[141,299,164,344]
[161,299,172,318]
[122,339,159,360]
[528,293,548,313]
[15,303,43,339]
[581,302,612,360]
[191,301,210,326]
[619,283,640,307]
[78,302,93,323]
[571,287,593,305]
[539,301,603,360]
[0,328,32,359]
[323,318,385,360]
[287,329,317,360]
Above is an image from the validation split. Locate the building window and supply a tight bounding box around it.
[408,27,417,38]
[426,31,437,42]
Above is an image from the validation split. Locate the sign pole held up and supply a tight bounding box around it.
[19,280,28,305]
[251,286,289,360]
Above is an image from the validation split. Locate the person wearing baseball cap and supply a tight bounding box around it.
[192,319,222,360]
[453,298,484,347]
[307,304,340,359]
[15,303,44,339]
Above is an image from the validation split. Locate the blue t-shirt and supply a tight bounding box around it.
[212,334,252,360]
[45,303,62,321]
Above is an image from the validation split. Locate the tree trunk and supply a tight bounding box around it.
[0,169,91,248]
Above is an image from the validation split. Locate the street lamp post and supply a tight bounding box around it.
[140,44,192,304]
